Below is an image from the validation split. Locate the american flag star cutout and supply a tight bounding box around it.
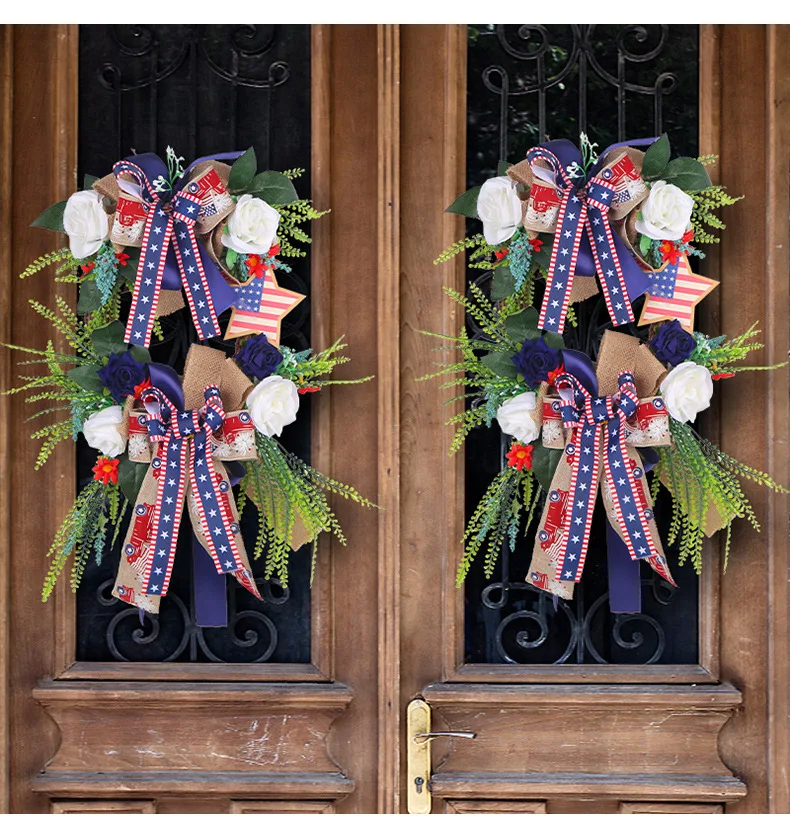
[224,268,305,345]
[637,253,718,334]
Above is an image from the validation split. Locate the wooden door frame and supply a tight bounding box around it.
[395,24,790,813]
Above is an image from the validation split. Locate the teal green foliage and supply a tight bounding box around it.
[237,433,376,584]
[92,242,122,305]
[691,323,786,376]
[275,336,373,390]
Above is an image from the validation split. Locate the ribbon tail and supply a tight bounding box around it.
[192,534,229,627]
[172,221,222,340]
[606,521,642,613]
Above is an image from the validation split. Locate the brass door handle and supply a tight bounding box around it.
[407,699,477,814]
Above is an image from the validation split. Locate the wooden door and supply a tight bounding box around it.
[1,24,788,815]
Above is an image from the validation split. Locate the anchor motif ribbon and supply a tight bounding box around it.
[527,332,676,611]
[550,370,669,584]
[113,346,261,621]
[520,139,653,334]
[111,153,238,347]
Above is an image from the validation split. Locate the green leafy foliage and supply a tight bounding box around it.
[641,134,671,180]
[227,147,257,193]
[655,420,788,571]
[690,323,786,376]
[446,186,481,218]
[238,434,376,584]
[274,336,373,390]
[31,200,68,232]
[42,478,127,601]
[19,247,76,279]
[249,171,299,205]
[690,183,743,245]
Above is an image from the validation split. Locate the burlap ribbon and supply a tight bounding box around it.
[526,331,675,603]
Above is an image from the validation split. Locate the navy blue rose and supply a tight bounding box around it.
[650,319,696,367]
[236,334,283,381]
[511,336,561,389]
[98,350,148,403]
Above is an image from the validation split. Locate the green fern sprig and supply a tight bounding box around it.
[691,322,786,376]
[42,478,125,601]
[20,248,77,279]
[275,336,373,390]
[276,199,330,260]
[690,185,743,245]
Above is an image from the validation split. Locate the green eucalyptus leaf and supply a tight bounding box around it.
[129,345,151,364]
[497,160,514,176]
[445,186,481,218]
[531,440,562,491]
[83,174,100,190]
[117,455,149,504]
[543,331,565,350]
[31,200,68,232]
[250,171,299,205]
[662,157,712,191]
[491,263,517,301]
[227,147,257,193]
[639,233,653,256]
[481,351,517,380]
[66,364,104,393]
[641,134,670,180]
[91,321,127,358]
[225,248,238,269]
[505,308,540,344]
[76,279,102,315]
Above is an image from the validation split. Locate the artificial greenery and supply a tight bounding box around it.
[654,419,788,572]
[690,184,743,245]
[41,478,126,602]
[238,433,376,584]
[689,322,785,375]
[275,336,373,391]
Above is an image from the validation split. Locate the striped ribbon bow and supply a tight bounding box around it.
[551,370,672,585]
[132,384,248,598]
[527,146,634,334]
[114,159,221,347]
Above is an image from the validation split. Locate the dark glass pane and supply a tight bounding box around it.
[464,24,700,665]
[76,24,312,663]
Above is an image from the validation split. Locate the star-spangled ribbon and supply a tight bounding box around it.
[135,383,243,597]
[524,139,653,335]
[552,370,668,584]
[114,157,227,348]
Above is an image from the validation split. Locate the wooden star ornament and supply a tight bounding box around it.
[637,253,718,333]
[224,268,305,346]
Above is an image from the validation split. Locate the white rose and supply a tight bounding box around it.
[221,194,280,254]
[246,375,299,437]
[82,405,125,457]
[477,176,523,245]
[660,361,713,424]
[635,180,694,242]
[496,391,539,444]
[63,190,109,259]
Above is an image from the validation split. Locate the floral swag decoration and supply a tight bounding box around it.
[7,146,373,624]
[427,133,787,614]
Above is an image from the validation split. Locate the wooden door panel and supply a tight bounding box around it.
[52,800,157,813]
[444,799,547,813]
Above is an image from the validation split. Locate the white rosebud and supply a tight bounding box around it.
[635,180,695,242]
[221,194,280,255]
[496,391,539,443]
[246,375,299,437]
[476,175,523,245]
[82,405,125,457]
[660,361,713,424]
[63,190,109,259]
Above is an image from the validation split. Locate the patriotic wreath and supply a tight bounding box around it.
[427,133,786,612]
[7,146,373,621]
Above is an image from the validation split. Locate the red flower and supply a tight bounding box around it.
[245,254,267,279]
[92,457,120,485]
[298,386,321,395]
[81,261,95,277]
[115,251,130,267]
[660,229,695,265]
[547,363,565,387]
[268,243,281,258]
[529,237,543,252]
[712,372,735,380]
[133,377,152,401]
[494,247,509,262]
[506,442,534,471]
